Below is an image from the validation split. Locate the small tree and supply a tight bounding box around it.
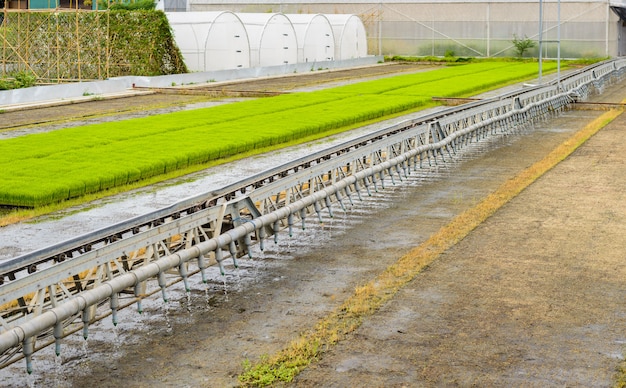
[98,0,155,10]
[512,34,535,58]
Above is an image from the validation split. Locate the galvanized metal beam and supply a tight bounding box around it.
[0,58,624,372]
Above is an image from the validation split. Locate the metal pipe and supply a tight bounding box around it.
[0,72,606,362]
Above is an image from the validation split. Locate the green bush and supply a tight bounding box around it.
[0,71,37,90]
[99,0,156,10]
[512,34,536,57]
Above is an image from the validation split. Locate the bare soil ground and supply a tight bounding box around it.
[1,65,625,387]
[293,87,626,387]
[0,63,430,131]
[295,124,626,387]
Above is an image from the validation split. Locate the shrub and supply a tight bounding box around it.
[99,0,156,10]
[0,10,186,80]
[512,34,535,58]
[0,71,37,90]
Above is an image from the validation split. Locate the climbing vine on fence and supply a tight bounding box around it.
[0,10,187,82]
[106,11,187,76]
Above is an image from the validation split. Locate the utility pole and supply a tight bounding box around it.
[557,0,561,87]
[378,2,382,56]
[538,0,543,83]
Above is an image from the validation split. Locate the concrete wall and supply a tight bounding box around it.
[0,56,382,107]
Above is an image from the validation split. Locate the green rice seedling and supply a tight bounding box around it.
[0,62,559,207]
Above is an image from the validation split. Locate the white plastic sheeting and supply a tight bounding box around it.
[166,12,368,71]
[325,14,368,61]
[286,14,335,63]
[167,11,250,72]
[236,13,298,67]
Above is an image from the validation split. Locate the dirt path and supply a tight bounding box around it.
[293,103,626,385]
[2,66,625,387]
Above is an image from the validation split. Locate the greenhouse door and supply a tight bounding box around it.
[611,6,626,56]
[619,20,626,57]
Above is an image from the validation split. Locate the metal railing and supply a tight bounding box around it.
[1,58,624,372]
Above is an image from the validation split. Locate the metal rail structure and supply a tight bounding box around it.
[1,59,625,373]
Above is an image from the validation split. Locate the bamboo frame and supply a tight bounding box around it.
[0,8,186,84]
[0,9,108,82]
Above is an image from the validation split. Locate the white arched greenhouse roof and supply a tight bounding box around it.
[166,11,251,72]
[325,14,368,60]
[286,14,335,63]
[236,13,298,67]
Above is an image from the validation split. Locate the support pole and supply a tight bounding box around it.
[538,0,544,83]
[557,0,561,88]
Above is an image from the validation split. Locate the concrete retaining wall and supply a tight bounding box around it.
[0,56,382,108]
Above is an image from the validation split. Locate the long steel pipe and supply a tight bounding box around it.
[0,87,576,354]
[2,59,626,373]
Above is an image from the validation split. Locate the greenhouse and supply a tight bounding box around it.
[165,11,369,71]
[5,0,626,58]
[325,14,368,60]
[166,11,251,72]
[236,13,298,67]
[189,0,626,58]
[286,13,335,63]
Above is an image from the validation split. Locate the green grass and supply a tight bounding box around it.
[0,61,559,208]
